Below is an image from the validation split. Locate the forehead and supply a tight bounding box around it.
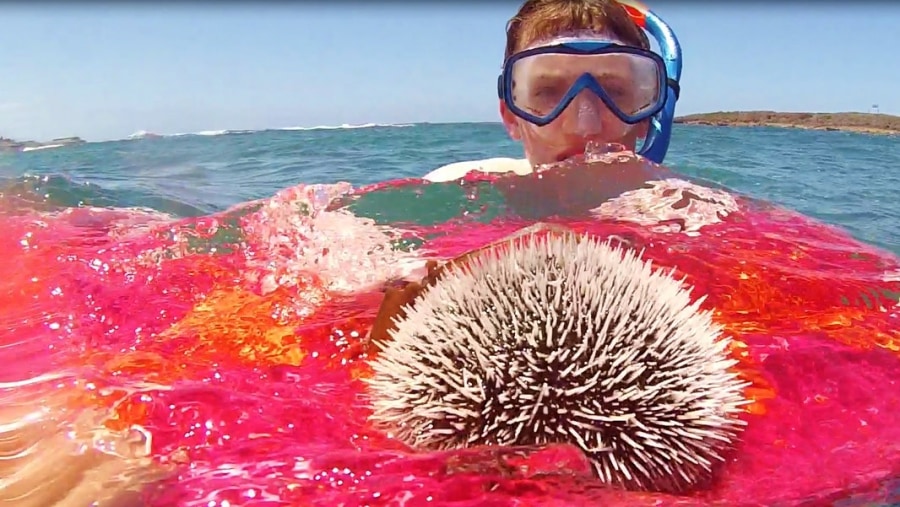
[515,34,637,79]
[522,30,623,52]
[516,54,636,83]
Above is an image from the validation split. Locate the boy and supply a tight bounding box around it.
[425,0,679,182]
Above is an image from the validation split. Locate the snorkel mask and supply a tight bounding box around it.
[496,1,682,164]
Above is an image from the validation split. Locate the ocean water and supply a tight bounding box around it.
[0,122,898,255]
[2,122,900,506]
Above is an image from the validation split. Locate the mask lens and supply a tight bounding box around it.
[509,51,662,122]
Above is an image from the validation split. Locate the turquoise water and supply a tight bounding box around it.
[0,122,898,255]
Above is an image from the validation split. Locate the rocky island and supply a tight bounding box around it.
[674,111,900,136]
[0,135,86,153]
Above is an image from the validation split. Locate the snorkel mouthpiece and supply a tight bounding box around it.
[535,141,631,172]
[584,140,630,163]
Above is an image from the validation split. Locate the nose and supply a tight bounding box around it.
[563,91,606,137]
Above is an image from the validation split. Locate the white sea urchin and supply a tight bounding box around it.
[366,231,749,493]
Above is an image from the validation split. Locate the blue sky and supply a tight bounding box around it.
[1,2,899,142]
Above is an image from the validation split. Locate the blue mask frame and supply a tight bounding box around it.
[498,42,668,126]
[496,6,682,164]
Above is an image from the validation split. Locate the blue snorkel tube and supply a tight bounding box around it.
[634,5,683,164]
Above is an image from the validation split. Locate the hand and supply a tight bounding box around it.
[369,260,444,346]
[367,223,578,348]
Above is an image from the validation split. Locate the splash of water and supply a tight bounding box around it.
[1,159,899,507]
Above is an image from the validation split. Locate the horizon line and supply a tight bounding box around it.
[4,109,896,144]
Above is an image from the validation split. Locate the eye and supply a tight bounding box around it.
[599,78,633,102]
[606,85,629,99]
[531,84,565,102]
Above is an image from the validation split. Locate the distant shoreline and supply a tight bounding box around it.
[0,136,86,153]
[3,113,897,153]
[674,111,900,136]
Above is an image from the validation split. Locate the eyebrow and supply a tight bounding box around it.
[530,70,632,85]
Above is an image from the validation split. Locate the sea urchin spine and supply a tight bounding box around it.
[366,231,749,493]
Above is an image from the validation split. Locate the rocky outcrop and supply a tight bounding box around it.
[674,111,900,135]
[0,136,86,153]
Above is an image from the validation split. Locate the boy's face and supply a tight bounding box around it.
[500,33,651,166]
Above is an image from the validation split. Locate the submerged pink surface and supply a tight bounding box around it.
[1,167,899,506]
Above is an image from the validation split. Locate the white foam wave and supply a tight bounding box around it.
[164,129,256,138]
[117,122,415,142]
[126,130,164,140]
[278,122,414,131]
[21,144,65,152]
